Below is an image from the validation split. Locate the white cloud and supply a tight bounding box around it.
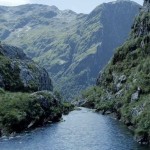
[0,0,30,6]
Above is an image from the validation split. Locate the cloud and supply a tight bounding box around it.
[0,0,30,6]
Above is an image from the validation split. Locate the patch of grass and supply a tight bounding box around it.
[0,90,63,134]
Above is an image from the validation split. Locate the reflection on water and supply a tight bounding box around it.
[0,108,149,150]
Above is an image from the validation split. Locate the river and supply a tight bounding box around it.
[0,108,149,150]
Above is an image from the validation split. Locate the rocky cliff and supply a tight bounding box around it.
[0,43,68,136]
[0,43,53,91]
[0,1,140,100]
[82,0,150,145]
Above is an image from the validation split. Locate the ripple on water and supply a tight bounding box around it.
[0,108,149,150]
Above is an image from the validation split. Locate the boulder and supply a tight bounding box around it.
[131,87,141,103]
[131,107,142,117]
[116,83,122,92]
[31,91,63,122]
[131,91,140,102]
[131,103,146,117]
[31,91,58,109]
[135,133,149,145]
[119,75,127,83]
[115,89,124,98]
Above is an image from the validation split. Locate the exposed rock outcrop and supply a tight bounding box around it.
[0,44,28,60]
[0,44,53,91]
[0,43,74,136]
[0,90,63,136]
[84,0,150,145]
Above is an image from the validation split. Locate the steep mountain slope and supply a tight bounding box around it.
[0,1,140,100]
[0,43,73,136]
[82,0,150,145]
[0,43,53,92]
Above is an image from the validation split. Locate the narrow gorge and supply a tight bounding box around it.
[82,0,150,145]
[0,0,149,149]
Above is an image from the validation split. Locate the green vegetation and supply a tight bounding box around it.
[0,89,63,135]
[0,43,74,136]
[0,89,74,135]
[82,6,150,145]
[54,90,75,114]
[0,53,41,92]
[0,43,54,92]
[82,86,115,112]
[0,55,24,91]
[62,102,75,115]
[0,1,139,100]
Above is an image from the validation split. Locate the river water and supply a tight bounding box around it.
[0,108,149,150]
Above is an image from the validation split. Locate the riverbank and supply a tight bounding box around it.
[0,107,148,150]
[0,89,74,137]
[80,94,150,145]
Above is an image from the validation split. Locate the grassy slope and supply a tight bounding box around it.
[82,4,150,145]
[0,43,74,135]
[0,89,63,134]
[0,88,74,135]
[0,2,139,100]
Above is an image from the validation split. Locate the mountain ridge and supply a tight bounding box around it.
[0,1,140,100]
[82,0,150,145]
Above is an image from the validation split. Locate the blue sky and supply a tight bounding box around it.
[0,0,143,13]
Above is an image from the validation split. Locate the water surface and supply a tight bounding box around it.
[0,108,149,150]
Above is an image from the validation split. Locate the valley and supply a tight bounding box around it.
[0,0,140,100]
[0,0,149,148]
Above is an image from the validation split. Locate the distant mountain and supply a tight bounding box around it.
[82,0,150,145]
[0,1,140,100]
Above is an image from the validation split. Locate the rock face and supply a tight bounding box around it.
[0,1,140,99]
[0,44,28,59]
[0,44,71,136]
[0,44,74,136]
[131,90,140,102]
[30,91,62,122]
[94,0,150,145]
[0,44,53,92]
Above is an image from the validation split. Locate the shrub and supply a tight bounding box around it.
[0,90,63,134]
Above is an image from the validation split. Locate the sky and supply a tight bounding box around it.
[0,0,144,13]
